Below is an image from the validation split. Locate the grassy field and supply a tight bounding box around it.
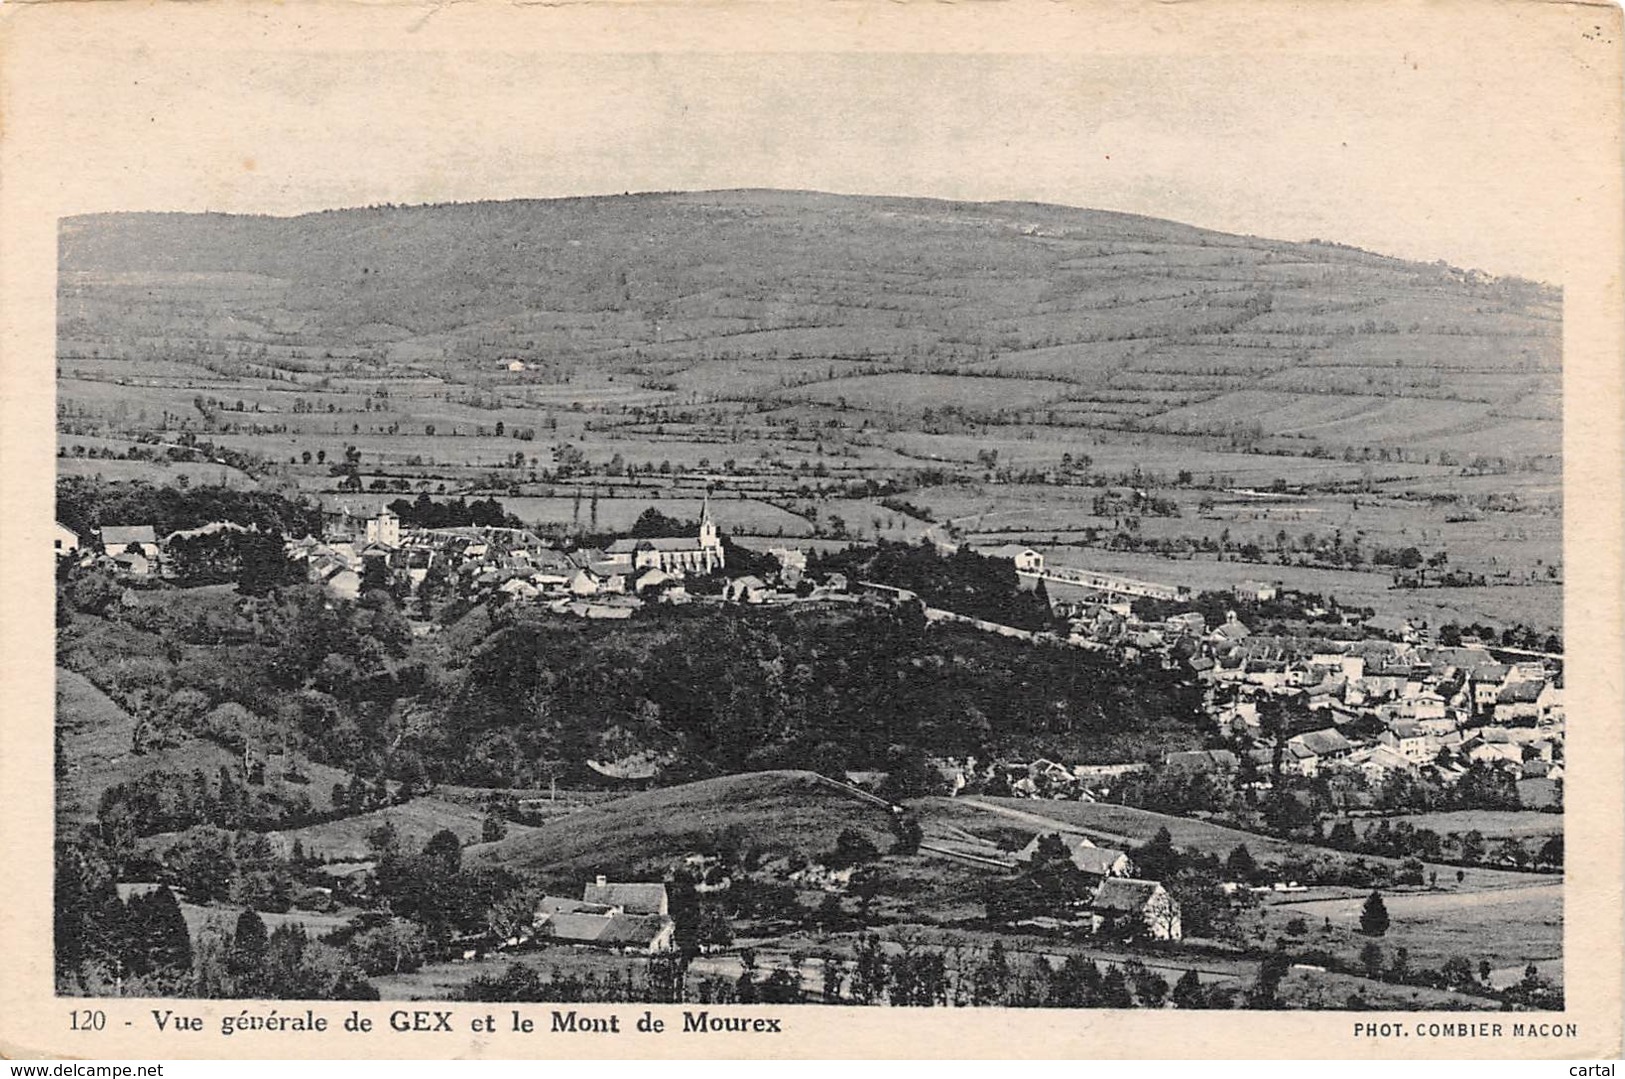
[269,796,538,861]
[936,797,1545,892]
[1257,881,1562,976]
[55,667,144,823]
[467,770,896,881]
[1330,810,1563,842]
[1026,548,1564,630]
[179,901,353,945]
[56,456,260,488]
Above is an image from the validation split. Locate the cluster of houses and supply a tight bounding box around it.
[947,574,1564,811]
[279,500,821,618]
[1184,628,1564,797]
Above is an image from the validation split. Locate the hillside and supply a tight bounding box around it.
[60,190,1560,462]
[268,795,539,861]
[465,769,895,879]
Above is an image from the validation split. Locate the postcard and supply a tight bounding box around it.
[1,0,1620,1060]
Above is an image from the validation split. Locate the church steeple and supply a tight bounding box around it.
[698,491,719,551]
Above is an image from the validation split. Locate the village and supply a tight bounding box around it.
[57,498,1564,821]
[55,489,1563,989]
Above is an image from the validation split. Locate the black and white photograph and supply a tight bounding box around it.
[8,0,1622,1058]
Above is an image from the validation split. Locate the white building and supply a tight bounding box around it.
[364,508,401,548]
[54,522,81,559]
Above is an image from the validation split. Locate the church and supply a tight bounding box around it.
[603,497,725,576]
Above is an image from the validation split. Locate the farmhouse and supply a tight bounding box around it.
[1089,879,1182,940]
[531,879,676,954]
[1015,833,1132,878]
[100,524,158,560]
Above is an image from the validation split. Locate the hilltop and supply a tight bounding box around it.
[465,769,896,880]
[60,190,1559,462]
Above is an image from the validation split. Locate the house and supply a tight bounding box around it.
[1300,679,1344,710]
[54,522,81,558]
[1208,612,1251,643]
[1234,580,1278,603]
[323,566,361,601]
[1288,728,1354,761]
[1165,611,1207,637]
[531,879,676,954]
[100,524,159,560]
[1496,679,1555,722]
[724,575,771,603]
[1469,665,1511,711]
[1399,690,1449,721]
[1380,720,1435,764]
[766,546,807,571]
[1089,879,1182,940]
[984,544,1044,574]
[505,359,528,372]
[632,567,677,594]
[603,498,724,576]
[499,577,540,601]
[1343,744,1415,781]
[1015,833,1132,878]
[1462,729,1523,767]
[1363,614,1413,642]
[1187,655,1218,680]
[1277,741,1324,777]
[569,568,603,596]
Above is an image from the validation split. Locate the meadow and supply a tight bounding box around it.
[55,195,1562,637]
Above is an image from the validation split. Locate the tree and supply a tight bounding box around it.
[851,934,888,1004]
[1359,890,1390,937]
[1359,941,1385,979]
[1537,835,1564,869]
[1171,968,1206,1009]
[361,557,391,596]
[850,867,885,921]
[422,829,462,874]
[1224,843,1259,883]
[829,827,881,869]
[1439,956,1476,990]
[1135,827,1180,881]
[227,909,269,986]
[124,886,194,980]
[352,918,430,976]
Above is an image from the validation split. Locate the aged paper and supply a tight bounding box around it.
[2,0,1621,1060]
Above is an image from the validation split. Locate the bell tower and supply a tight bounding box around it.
[699,493,719,549]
